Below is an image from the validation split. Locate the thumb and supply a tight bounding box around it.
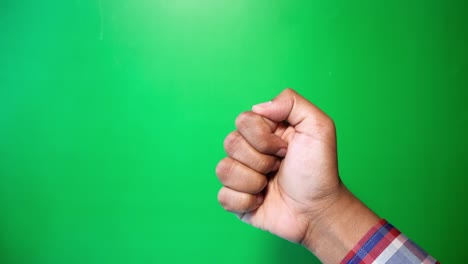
[252,88,333,136]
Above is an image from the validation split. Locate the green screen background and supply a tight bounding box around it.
[1,0,467,263]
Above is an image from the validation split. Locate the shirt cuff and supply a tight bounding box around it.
[340,219,439,264]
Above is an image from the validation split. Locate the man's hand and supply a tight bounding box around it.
[216,89,379,263]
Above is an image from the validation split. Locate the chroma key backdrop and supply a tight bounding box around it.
[0,0,467,263]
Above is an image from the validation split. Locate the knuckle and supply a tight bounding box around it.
[215,160,225,178]
[215,158,234,183]
[319,116,336,133]
[217,188,230,209]
[312,116,336,141]
[283,87,294,94]
[325,116,336,129]
[235,111,255,129]
[283,88,297,98]
[223,131,242,154]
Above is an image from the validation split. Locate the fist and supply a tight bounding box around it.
[216,89,342,244]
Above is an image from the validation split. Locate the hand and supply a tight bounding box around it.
[217,88,340,241]
[216,89,379,263]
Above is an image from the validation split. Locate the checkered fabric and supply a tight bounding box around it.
[341,219,439,264]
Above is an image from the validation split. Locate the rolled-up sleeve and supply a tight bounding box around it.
[340,219,439,264]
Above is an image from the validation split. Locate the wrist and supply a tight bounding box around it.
[301,184,380,264]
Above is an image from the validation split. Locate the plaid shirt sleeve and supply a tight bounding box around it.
[340,219,439,264]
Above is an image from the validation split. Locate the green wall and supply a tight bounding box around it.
[1,1,467,263]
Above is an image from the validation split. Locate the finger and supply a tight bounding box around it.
[235,111,288,157]
[216,157,269,194]
[252,88,335,137]
[217,187,263,213]
[224,131,279,174]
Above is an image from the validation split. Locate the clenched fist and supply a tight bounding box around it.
[216,89,379,263]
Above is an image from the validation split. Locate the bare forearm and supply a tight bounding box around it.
[302,184,380,264]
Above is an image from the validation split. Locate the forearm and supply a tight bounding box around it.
[302,184,380,264]
[218,89,438,263]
